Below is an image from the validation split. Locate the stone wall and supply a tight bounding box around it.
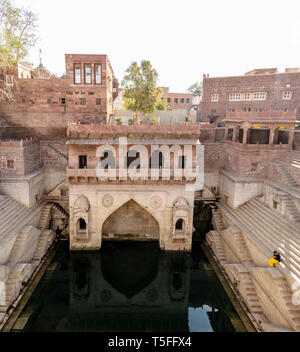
[0,138,41,177]
[201,71,300,123]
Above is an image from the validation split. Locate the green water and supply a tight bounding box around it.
[13,240,247,332]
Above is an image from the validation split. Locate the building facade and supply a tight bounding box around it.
[67,124,202,252]
[161,87,193,110]
[0,54,119,140]
[201,68,300,124]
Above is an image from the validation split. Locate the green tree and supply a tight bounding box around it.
[187,81,203,96]
[155,98,166,111]
[121,60,162,124]
[0,0,38,101]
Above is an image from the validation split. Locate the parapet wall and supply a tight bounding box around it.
[0,137,41,177]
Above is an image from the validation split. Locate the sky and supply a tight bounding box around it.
[14,0,300,92]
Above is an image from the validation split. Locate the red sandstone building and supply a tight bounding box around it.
[161,87,193,110]
[201,68,300,124]
[0,54,119,139]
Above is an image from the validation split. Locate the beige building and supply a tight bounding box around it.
[67,124,202,252]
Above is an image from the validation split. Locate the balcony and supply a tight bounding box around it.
[67,167,198,184]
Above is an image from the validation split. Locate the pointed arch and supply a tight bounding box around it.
[102,199,159,239]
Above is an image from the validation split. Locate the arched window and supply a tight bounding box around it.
[150,150,164,169]
[175,219,184,231]
[126,150,140,169]
[100,150,116,169]
[78,218,87,231]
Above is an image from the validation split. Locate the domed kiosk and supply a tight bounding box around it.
[32,59,51,79]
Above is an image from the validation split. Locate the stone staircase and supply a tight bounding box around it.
[269,270,300,331]
[273,151,300,188]
[3,267,21,309]
[33,230,55,261]
[281,194,300,223]
[7,228,28,264]
[207,230,228,263]
[219,198,300,282]
[47,143,68,160]
[46,178,67,196]
[212,208,225,232]
[232,230,253,264]
[239,270,264,316]
[38,203,53,231]
[0,196,36,241]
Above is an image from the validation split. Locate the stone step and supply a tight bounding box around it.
[239,202,300,255]
[220,200,300,281]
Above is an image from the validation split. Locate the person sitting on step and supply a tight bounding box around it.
[269,250,281,267]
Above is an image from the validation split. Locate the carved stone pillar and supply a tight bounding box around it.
[288,126,295,147]
[269,126,276,145]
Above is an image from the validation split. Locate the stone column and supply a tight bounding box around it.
[288,126,295,147]
[269,126,276,145]
[273,127,279,145]
[242,127,249,145]
[224,124,229,141]
[232,125,240,142]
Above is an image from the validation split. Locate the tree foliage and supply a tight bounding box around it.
[121,60,162,124]
[155,98,166,111]
[0,0,38,101]
[187,81,203,96]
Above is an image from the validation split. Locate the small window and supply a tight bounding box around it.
[175,219,184,232]
[251,163,257,171]
[175,98,178,104]
[88,92,94,95]
[47,98,52,104]
[7,160,14,169]
[180,98,184,103]
[61,189,67,197]
[22,98,26,103]
[211,94,219,102]
[186,98,190,103]
[84,64,92,84]
[79,218,87,230]
[167,98,171,103]
[61,98,66,105]
[79,155,87,169]
[178,156,185,169]
[6,75,13,86]
[80,98,86,105]
[244,93,250,100]
[229,93,241,101]
[74,64,81,84]
[96,98,101,105]
[254,92,266,100]
[95,64,102,84]
[273,201,278,210]
[283,91,292,100]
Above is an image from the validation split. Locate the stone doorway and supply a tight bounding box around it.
[102,199,159,240]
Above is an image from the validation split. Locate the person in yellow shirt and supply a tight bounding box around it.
[269,251,281,267]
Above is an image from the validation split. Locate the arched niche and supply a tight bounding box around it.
[172,197,190,238]
[102,199,159,240]
[73,195,90,241]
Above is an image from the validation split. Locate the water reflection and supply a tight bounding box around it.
[19,241,245,332]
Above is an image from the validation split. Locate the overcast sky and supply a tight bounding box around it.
[14,0,300,92]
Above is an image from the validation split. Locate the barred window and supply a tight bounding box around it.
[283,91,292,100]
[244,93,250,100]
[229,93,241,101]
[211,94,219,102]
[254,92,266,100]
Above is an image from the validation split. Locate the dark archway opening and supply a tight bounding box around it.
[102,200,159,240]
